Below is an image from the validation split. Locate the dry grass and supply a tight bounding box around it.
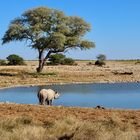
[0,104,140,139]
[0,116,51,140]
[0,60,140,88]
[0,115,139,140]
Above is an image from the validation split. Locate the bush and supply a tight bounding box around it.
[61,58,75,65]
[48,54,75,65]
[7,54,24,65]
[95,54,106,66]
[48,54,65,65]
[97,54,106,61]
[135,60,140,65]
[95,60,105,66]
[0,59,7,66]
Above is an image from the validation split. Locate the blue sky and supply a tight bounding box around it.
[0,0,140,60]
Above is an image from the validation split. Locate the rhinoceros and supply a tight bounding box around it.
[37,89,60,105]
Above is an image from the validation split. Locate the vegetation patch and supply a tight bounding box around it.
[6,54,25,66]
[0,115,139,140]
[47,54,75,66]
[0,60,7,66]
[95,54,106,67]
[0,69,25,77]
[26,72,57,78]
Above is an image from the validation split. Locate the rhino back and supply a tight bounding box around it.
[39,89,55,100]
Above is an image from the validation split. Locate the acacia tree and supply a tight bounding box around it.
[2,7,95,72]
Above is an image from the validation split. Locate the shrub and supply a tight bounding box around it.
[95,54,106,66]
[48,54,65,65]
[48,54,75,65]
[95,60,105,66]
[135,60,140,65]
[0,59,7,66]
[7,54,24,65]
[97,54,106,61]
[61,58,75,65]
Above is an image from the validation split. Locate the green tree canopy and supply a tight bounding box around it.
[2,7,95,72]
[7,54,24,65]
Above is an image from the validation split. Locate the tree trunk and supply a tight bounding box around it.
[36,50,44,73]
[36,59,45,73]
[36,50,52,73]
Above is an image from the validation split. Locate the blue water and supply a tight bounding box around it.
[0,83,140,109]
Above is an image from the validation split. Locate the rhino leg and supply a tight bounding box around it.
[39,97,42,105]
[38,94,44,105]
[37,93,41,105]
[50,100,53,106]
[46,100,53,106]
[41,96,46,105]
[46,100,50,105]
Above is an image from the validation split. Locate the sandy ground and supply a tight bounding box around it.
[0,60,140,88]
